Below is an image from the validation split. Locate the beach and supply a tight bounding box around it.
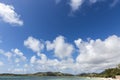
[100,76,120,80]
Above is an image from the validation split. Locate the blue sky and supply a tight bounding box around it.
[0,0,120,74]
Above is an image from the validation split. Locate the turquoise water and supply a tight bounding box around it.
[0,76,101,80]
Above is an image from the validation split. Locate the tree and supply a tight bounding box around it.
[117,64,120,69]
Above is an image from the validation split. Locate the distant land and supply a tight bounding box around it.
[0,64,120,78]
[0,72,74,76]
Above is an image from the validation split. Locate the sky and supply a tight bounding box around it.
[0,0,120,74]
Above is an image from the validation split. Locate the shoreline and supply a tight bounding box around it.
[89,77,120,80]
[100,78,119,80]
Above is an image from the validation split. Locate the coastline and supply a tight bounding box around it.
[92,77,120,80]
[100,76,120,80]
[82,76,120,80]
[100,78,119,80]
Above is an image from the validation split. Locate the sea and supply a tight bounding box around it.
[0,76,102,80]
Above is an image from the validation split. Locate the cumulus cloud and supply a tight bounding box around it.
[24,35,120,73]
[46,36,74,59]
[0,48,28,73]
[0,2,23,26]
[24,36,44,53]
[75,35,120,72]
[3,49,27,63]
[29,55,76,73]
[1,35,120,74]
[30,56,37,64]
[0,49,12,60]
[25,36,75,73]
[12,48,27,61]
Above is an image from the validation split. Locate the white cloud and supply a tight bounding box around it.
[12,48,27,61]
[0,49,12,60]
[24,64,28,68]
[0,49,4,54]
[69,0,119,12]
[46,36,74,59]
[70,0,84,11]
[24,36,44,53]
[75,35,120,73]
[1,35,120,74]
[29,55,76,73]
[0,48,28,73]
[69,0,102,12]
[4,52,12,59]
[0,61,4,66]
[0,2,23,26]
[38,53,47,62]
[30,56,36,64]
[15,58,20,63]
[12,68,26,73]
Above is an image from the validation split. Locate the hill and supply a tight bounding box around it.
[0,72,74,76]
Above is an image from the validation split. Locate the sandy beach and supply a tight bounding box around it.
[100,77,120,80]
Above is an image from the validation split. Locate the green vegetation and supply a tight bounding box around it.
[78,64,120,78]
[0,64,120,77]
[100,68,120,78]
[34,72,73,76]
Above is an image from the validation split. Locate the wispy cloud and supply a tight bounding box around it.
[0,40,2,43]
[56,0,120,12]
[0,61,4,66]
[0,2,23,26]
[55,0,61,4]
[70,0,84,12]
[110,0,119,7]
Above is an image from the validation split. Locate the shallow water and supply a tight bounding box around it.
[0,76,101,80]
